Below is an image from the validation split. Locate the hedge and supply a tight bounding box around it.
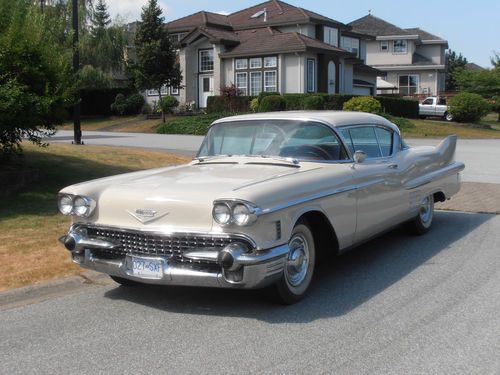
[156,113,228,135]
[79,88,134,116]
[206,93,419,118]
[259,95,286,112]
[206,96,251,113]
[376,96,419,118]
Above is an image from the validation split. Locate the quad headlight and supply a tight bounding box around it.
[58,194,96,218]
[212,200,259,226]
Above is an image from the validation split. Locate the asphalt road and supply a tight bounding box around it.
[1,211,499,374]
[47,130,500,184]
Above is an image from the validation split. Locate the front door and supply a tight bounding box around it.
[199,75,214,108]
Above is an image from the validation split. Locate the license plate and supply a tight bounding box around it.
[130,257,163,279]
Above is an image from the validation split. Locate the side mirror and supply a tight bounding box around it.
[353,150,367,164]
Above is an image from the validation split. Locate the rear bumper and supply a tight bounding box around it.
[62,229,289,289]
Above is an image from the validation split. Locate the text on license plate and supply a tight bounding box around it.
[131,257,163,279]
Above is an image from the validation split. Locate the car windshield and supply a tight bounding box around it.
[197,120,349,162]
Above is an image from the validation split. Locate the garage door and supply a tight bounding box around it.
[352,86,372,95]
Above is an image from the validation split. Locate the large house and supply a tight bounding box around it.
[144,0,380,108]
[349,14,448,96]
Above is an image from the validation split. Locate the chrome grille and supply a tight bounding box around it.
[85,226,250,264]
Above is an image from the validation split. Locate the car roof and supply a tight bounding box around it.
[211,111,400,133]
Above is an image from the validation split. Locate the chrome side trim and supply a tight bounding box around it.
[69,223,258,249]
[405,162,465,190]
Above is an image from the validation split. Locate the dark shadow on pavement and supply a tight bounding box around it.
[104,211,492,323]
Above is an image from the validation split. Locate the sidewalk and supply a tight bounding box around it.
[436,182,500,214]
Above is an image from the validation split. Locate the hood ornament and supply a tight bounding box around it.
[127,208,169,224]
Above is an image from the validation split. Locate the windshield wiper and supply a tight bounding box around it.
[259,155,300,165]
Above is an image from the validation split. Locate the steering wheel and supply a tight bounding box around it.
[293,145,332,160]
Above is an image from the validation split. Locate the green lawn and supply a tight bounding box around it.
[0,143,190,291]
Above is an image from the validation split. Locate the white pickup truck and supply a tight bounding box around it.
[419,97,453,121]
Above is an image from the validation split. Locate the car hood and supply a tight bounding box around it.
[63,160,321,232]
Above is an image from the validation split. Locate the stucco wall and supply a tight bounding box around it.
[282,53,302,93]
[365,40,415,65]
[277,24,316,38]
[416,44,444,65]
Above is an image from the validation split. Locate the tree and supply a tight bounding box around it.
[91,0,111,34]
[0,0,73,157]
[445,50,468,92]
[491,51,500,68]
[454,66,500,121]
[132,0,181,122]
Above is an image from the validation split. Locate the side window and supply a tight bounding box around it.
[422,98,433,105]
[340,129,355,154]
[438,98,446,105]
[374,127,393,156]
[346,127,382,158]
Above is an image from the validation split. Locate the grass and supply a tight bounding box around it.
[59,115,163,133]
[0,143,190,291]
[401,116,500,139]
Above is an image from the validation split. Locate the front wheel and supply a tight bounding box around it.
[444,112,453,122]
[273,223,316,304]
[408,195,434,235]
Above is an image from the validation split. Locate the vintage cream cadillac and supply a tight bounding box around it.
[58,111,464,303]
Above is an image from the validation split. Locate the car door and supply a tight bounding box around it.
[420,98,435,116]
[340,125,402,243]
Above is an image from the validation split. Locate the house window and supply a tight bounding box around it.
[235,72,248,95]
[393,39,407,54]
[324,26,338,47]
[250,58,262,69]
[380,40,389,52]
[307,59,315,93]
[264,71,277,92]
[340,36,360,57]
[147,86,169,96]
[399,74,419,95]
[250,72,262,96]
[199,49,214,72]
[264,56,277,68]
[235,58,248,70]
[171,87,179,95]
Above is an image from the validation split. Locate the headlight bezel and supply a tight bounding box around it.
[58,194,96,218]
[212,200,260,227]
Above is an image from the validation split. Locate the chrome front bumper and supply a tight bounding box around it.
[60,228,289,289]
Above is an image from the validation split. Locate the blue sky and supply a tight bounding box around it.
[107,0,500,67]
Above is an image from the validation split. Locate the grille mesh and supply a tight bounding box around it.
[85,227,249,264]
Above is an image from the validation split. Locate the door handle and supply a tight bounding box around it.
[387,163,398,169]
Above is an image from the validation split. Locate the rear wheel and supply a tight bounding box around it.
[110,275,141,287]
[408,195,434,235]
[444,112,453,122]
[273,223,316,304]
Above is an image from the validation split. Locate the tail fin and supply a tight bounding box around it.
[435,134,457,164]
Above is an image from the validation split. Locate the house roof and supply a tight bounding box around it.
[219,28,352,58]
[227,0,346,30]
[465,62,485,71]
[405,27,445,42]
[166,11,232,32]
[349,14,414,37]
[181,26,240,45]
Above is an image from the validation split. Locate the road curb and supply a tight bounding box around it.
[0,271,111,311]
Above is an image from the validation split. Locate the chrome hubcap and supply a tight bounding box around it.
[419,196,432,224]
[285,234,309,287]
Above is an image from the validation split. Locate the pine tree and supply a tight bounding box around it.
[445,50,468,92]
[133,0,181,121]
[91,0,110,36]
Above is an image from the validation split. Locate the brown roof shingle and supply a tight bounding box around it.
[166,11,231,32]
[349,14,414,37]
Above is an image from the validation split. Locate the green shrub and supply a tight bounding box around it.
[375,96,419,118]
[258,91,280,105]
[111,93,144,115]
[449,92,491,123]
[343,96,382,114]
[206,96,250,113]
[324,94,357,110]
[156,113,230,135]
[259,95,286,112]
[383,115,416,130]
[250,98,259,112]
[282,94,308,110]
[160,96,179,114]
[303,95,325,110]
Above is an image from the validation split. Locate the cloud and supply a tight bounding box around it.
[106,0,170,22]
[215,10,230,15]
